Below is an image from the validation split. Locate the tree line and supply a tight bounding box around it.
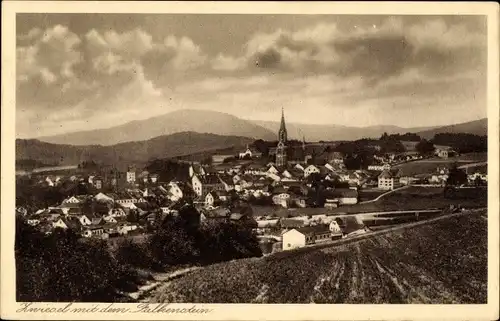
[15,204,262,302]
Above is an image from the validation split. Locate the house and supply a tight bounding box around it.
[94,192,114,202]
[192,174,224,198]
[229,212,258,228]
[243,164,267,176]
[126,168,136,183]
[76,215,92,226]
[256,218,279,228]
[378,170,394,190]
[81,225,106,238]
[44,176,55,187]
[294,163,306,172]
[189,163,206,178]
[52,218,69,230]
[272,193,291,208]
[368,163,391,171]
[166,181,184,201]
[204,190,229,207]
[93,176,103,189]
[267,165,280,175]
[150,174,159,183]
[272,186,290,207]
[200,207,231,223]
[336,189,358,204]
[239,145,262,159]
[115,194,137,205]
[323,188,359,206]
[303,165,320,178]
[282,225,331,251]
[324,198,339,209]
[324,163,336,172]
[329,221,343,238]
[58,202,83,215]
[218,175,235,191]
[399,176,418,186]
[266,172,281,182]
[329,152,344,164]
[53,216,84,232]
[109,207,126,217]
[290,195,307,208]
[61,196,82,204]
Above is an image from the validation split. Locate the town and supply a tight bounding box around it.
[16,109,488,255]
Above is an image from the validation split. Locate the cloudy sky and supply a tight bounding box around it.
[16,14,487,138]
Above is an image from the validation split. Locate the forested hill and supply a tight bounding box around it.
[16,132,254,168]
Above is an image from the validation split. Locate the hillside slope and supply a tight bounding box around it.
[253,120,434,141]
[16,132,254,167]
[417,118,487,139]
[149,212,486,304]
[37,109,276,146]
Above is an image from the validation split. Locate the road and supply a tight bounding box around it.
[457,162,487,169]
[359,185,410,204]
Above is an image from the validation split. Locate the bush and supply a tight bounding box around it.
[114,238,158,270]
[15,217,139,302]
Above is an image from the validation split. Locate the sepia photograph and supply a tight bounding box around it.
[2,1,499,320]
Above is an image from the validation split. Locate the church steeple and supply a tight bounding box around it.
[278,108,287,143]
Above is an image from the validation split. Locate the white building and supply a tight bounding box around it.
[282,226,331,251]
[368,163,391,171]
[303,165,320,178]
[126,170,136,183]
[167,181,184,201]
[378,170,394,190]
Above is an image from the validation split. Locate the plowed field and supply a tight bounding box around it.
[149,212,487,304]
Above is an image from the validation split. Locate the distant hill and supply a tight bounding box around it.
[16,132,254,168]
[34,108,487,145]
[416,118,487,139]
[37,109,276,146]
[252,120,434,142]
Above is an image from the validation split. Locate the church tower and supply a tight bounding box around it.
[276,108,288,167]
[278,108,288,143]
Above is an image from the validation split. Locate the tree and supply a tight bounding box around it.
[201,156,213,165]
[416,139,435,156]
[446,164,468,186]
[15,217,137,302]
[253,139,269,156]
[223,156,236,163]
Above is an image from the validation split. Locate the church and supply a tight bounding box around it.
[269,109,340,168]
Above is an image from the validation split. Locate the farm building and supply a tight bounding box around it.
[282,225,331,251]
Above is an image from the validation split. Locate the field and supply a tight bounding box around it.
[251,186,486,218]
[358,189,387,202]
[393,153,487,176]
[149,212,487,303]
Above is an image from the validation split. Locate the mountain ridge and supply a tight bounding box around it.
[37,109,276,146]
[16,131,254,169]
[34,109,487,146]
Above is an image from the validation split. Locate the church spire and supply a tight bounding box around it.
[278,107,287,143]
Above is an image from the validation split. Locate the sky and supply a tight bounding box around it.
[16,14,487,138]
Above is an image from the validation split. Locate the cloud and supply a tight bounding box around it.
[17,25,82,85]
[215,17,486,84]
[16,26,206,120]
[15,16,487,138]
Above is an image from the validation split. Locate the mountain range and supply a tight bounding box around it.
[16,132,254,169]
[37,109,276,146]
[36,109,487,146]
